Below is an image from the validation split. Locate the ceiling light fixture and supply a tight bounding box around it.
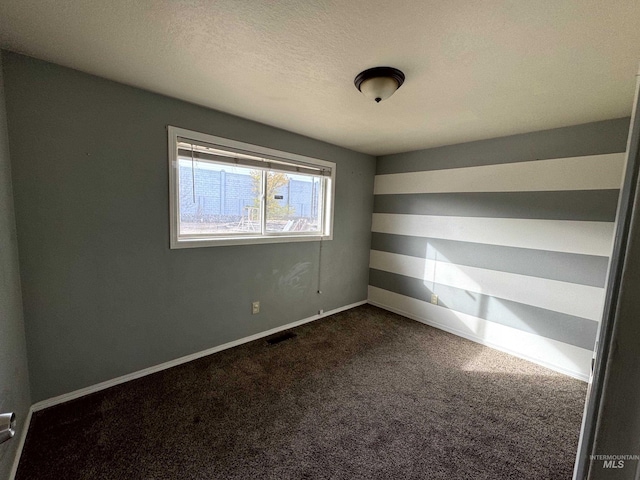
[354,67,405,103]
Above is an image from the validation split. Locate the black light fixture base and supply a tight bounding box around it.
[354,67,405,92]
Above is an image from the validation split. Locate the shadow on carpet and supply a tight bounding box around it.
[17,305,587,479]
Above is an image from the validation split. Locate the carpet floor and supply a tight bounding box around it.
[16,305,587,479]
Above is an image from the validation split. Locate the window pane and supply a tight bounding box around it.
[265,171,322,233]
[178,158,262,236]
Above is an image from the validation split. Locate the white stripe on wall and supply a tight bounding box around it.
[371,214,615,257]
[373,153,625,195]
[368,286,592,381]
[369,250,605,321]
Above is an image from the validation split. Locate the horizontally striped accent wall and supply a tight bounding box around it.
[369,118,630,381]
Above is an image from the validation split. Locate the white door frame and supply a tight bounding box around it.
[573,67,640,479]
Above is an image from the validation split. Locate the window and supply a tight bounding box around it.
[168,126,335,248]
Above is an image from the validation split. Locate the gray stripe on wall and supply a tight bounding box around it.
[373,190,619,222]
[370,233,609,287]
[369,269,598,350]
[377,118,630,175]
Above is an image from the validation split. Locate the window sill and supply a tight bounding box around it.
[170,233,333,249]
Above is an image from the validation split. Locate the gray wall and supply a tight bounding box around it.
[369,119,630,379]
[0,51,31,478]
[2,52,375,403]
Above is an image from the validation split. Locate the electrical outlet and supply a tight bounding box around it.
[431,294,438,305]
[252,301,260,314]
[318,309,324,315]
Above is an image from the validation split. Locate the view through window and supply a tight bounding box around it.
[169,127,335,247]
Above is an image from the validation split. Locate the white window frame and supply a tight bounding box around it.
[168,126,335,248]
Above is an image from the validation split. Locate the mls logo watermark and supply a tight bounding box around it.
[590,454,640,469]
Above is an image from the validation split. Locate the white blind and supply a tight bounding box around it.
[177,138,331,177]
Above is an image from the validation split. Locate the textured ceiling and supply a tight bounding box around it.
[1,1,639,156]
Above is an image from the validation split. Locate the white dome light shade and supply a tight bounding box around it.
[354,67,405,103]
[359,76,400,103]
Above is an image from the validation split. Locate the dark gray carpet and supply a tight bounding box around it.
[16,305,587,479]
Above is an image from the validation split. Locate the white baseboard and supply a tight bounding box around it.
[31,300,367,412]
[368,299,590,382]
[10,297,584,476]
[9,406,33,480]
